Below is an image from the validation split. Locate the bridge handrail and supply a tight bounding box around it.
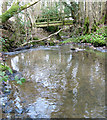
[36,15,73,23]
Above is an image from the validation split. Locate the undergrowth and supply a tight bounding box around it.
[0,63,26,85]
[63,25,107,47]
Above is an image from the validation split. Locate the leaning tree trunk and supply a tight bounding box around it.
[0,0,41,24]
[0,0,41,34]
[0,0,41,51]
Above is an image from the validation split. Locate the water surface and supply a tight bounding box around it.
[2,45,105,118]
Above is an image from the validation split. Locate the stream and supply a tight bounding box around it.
[1,44,106,118]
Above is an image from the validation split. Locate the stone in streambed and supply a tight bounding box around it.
[71,47,76,50]
[71,47,85,51]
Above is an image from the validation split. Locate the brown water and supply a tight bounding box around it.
[2,45,106,118]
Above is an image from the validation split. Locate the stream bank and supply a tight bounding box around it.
[1,24,106,53]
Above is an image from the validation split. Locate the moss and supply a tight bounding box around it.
[21,30,26,34]
[49,42,55,46]
[29,37,39,45]
[100,15,106,24]
[83,17,89,34]
[33,37,39,40]
[0,2,32,23]
[91,20,99,33]
[20,4,27,10]
[39,41,45,45]
[75,27,83,35]
[1,2,20,23]
[45,26,59,33]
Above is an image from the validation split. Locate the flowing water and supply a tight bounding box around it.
[2,45,106,118]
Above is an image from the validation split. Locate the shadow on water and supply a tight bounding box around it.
[2,45,106,118]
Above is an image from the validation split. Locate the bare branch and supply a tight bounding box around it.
[21,28,64,46]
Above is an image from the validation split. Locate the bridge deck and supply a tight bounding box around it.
[35,20,73,28]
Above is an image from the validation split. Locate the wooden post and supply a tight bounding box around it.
[37,16,39,23]
[62,14,65,25]
[47,15,49,27]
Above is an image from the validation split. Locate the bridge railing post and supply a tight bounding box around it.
[60,13,64,25]
[38,17,39,23]
[63,13,65,25]
[47,15,49,27]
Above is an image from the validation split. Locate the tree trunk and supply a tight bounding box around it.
[88,2,94,32]
[104,1,107,24]
[78,1,84,27]
[101,2,105,16]
[0,0,41,23]
[85,1,89,18]
[2,0,7,13]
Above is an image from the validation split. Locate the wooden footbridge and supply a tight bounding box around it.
[35,15,73,28]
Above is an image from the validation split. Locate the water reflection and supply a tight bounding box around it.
[27,97,57,118]
[4,45,105,118]
[11,56,19,71]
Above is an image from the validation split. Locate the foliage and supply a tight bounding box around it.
[40,3,61,33]
[0,36,14,52]
[0,63,26,85]
[63,26,106,47]
[13,12,32,40]
[99,14,106,24]
[0,0,39,52]
[33,37,39,40]
[45,26,59,33]
[91,20,99,33]
[40,2,60,22]
[62,1,79,23]
[15,76,26,85]
[0,63,13,82]
[40,1,79,22]
[63,5,71,16]
[1,11,32,51]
